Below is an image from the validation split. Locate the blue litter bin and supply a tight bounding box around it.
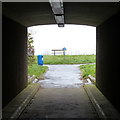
[37,55,43,65]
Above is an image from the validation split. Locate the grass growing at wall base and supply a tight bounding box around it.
[28,64,48,79]
[80,64,96,79]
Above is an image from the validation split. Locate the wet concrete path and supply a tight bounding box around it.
[39,65,84,88]
[18,65,99,119]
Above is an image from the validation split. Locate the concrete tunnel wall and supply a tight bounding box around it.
[2,15,28,108]
[2,11,120,114]
[96,12,120,112]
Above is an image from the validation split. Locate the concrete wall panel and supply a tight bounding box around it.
[2,15,28,108]
[96,12,120,112]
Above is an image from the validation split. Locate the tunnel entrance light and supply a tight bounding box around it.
[55,15,64,27]
[49,0,64,27]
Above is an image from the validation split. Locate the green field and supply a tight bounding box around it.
[80,64,96,79]
[28,55,96,79]
[34,55,96,64]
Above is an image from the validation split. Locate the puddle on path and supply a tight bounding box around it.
[38,65,86,88]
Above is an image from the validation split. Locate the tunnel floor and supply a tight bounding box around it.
[18,87,99,119]
[4,65,120,119]
[18,65,99,119]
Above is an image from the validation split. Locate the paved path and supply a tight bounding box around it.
[18,65,99,119]
[39,65,85,88]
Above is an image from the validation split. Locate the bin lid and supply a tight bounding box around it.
[37,55,43,57]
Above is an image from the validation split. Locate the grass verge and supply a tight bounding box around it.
[28,64,48,79]
[80,64,96,79]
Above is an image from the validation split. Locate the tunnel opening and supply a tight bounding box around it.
[27,24,96,86]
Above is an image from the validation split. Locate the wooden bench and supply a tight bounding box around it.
[52,49,66,55]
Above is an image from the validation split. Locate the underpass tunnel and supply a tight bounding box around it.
[2,2,120,113]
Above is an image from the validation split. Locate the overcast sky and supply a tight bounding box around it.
[28,24,96,55]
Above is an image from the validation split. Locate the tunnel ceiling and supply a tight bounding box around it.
[2,2,120,27]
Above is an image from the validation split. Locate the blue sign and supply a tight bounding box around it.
[63,47,67,51]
